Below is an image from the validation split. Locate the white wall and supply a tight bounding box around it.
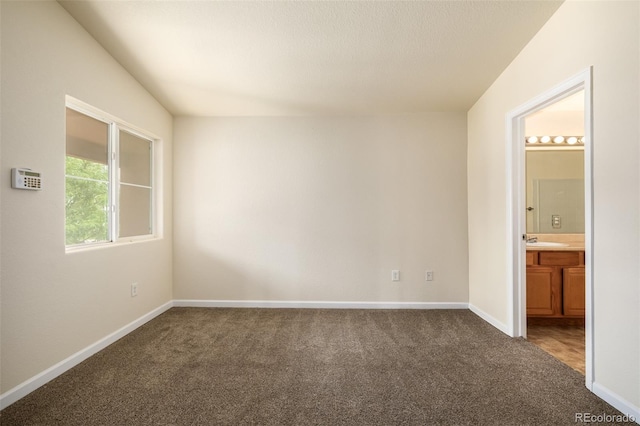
[0,1,173,394]
[468,0,639,410]
[174,115,468,304]
[525,109,584,136]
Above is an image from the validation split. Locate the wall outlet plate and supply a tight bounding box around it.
[131,282,138,297]
[425,270,434,281]
[391,270,400,281]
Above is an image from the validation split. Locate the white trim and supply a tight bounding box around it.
[0,301,173,410]
[468,304,511,336]
[592,382,640,424]
[505,67,594,389]
[173,299,469,310]
[582,70,595,391]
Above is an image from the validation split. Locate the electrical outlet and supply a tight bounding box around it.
[391,270,400,281]
[131,282,138,297]
[425,270,434,281]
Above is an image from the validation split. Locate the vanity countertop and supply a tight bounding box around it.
[526,233,585,251]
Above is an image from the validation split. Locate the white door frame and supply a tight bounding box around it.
[506,67,594,390]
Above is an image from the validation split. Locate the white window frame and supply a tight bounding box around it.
[65,96,158,251]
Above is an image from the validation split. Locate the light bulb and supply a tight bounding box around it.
[527,136,538,144]
[579,137,585,144]
[540,136,551,143]
[553,136,565,144]
[567,137,578,145]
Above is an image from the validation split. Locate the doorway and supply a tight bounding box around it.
[523,91,586,374]
[506,68,594,390]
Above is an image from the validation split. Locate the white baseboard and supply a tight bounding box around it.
[592,382,640,424]
[0,301,173,410]
[173,299,469,310]
[468,303,510,336]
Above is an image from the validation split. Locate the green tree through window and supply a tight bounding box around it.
[65,156,109,245]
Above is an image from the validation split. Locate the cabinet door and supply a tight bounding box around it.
[526,267,556,316]
[526,251,536,266]
[563,267,585,316]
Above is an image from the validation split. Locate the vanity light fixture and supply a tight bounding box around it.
[524,135,584,147]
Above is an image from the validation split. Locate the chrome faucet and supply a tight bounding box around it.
[526,235,538,243]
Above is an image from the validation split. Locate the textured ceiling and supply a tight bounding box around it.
[59,1,563,117]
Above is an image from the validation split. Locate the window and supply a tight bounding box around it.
[65,102,155,248]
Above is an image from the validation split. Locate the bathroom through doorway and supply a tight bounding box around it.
[506,68,594,390]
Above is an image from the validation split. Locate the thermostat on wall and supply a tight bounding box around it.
[12,168,42,190]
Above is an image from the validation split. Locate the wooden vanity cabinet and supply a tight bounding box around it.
[525,266,557,316]
[563,267,586,316]
[526,250,585,319]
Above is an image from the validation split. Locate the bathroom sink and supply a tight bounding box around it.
[526,241,569,247]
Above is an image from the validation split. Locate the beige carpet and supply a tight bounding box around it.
[0,308,622,425]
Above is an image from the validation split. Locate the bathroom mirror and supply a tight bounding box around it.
[526,149,584,234]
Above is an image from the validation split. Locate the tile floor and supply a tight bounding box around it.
[527,325,585,375]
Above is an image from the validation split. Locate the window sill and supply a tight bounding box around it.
[65,236,161,254]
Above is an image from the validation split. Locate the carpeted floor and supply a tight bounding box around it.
[0,308,624,425]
